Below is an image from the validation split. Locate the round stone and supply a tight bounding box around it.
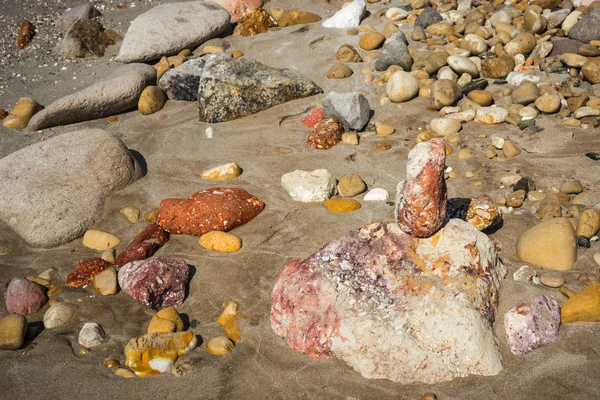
[430,118,461,136]
[138,86,166,116]
[43,303,75,329]
[535,94,561,113]
[540,272,566,288]
[386,71,419,103]
[327,63,353,79]
[359,32,385,50]
[338,173,367,197]
[199,231,242,253]
[324,198,361,213]
[447,55,479,77]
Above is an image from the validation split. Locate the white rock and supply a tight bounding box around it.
[385,7,408,21]
[447,55,478,77]
[475,107,508,124]
[500,174,522,186]
[445,109,476,121]
[78,322,106,348]
[464,34,488,55]
[573,106,600,119]
[205,127,214,138]
[386,71,419,103]
[506,72,542,86]
[281,169,336,202]
[513,265,536,281]
[363,188,390,201]
[430,118,462,135]
[322,0,366,28]
[491,135,505,149]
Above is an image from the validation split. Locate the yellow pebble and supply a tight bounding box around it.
[202,45,224,54]
[178,49,191,57]
[376,123,395,136]
[2,98,40,129]
[167,55,186,68]
[324,198,361,213]
[200,162,241,181]
[82,229,120,250]
[231,50,244,58]
[148,307,184,333]
[206,336,235,355]
[154,56,170,82]
[199,231,242,253]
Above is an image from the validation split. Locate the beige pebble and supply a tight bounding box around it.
[82,230,120,250]
[342,132,359,145]
[376,124,395,136]
[115,368,137,378]
[138,86,166,116]
[458,148,472,159]
[231,50,244,58]
[202,45,224,54]
[119,207,140,223]
[503,140,521,158]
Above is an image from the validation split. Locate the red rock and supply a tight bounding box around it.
[5,277,47,316]
[300,107,324,128]
[66,257,112,288]
[115,223,170,266]
[156,187,265,236]
[118,256,189,310]
[307,119,344,150]
[395,139,447,238]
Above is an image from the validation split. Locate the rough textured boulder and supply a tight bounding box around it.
[158,54,232,101]
[0,129,141,248]
[504,296,560,355]
[198,58,322,122]
[271,219,506,383]
[395,139,447,238]
[156,188,265,235]
[116,2,230,63]
[118,257,190,310]
[28,64,155,130]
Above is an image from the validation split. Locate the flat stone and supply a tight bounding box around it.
[324,198,361,212]
[540,272,566,288]
[281,169,336,202]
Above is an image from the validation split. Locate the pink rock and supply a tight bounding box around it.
[300,107,324,128]
[271,219,506,383]
[118,257,189,310]
[212,0,263,22]
[78,322,106,348]
[5,277,48,316]
[504,295,560,355]
[395,138,447,237]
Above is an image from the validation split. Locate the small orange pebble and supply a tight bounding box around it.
[377,142,392,150]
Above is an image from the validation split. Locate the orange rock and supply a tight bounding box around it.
[324,199,361,213]
[561,283,600,323]
[125,331,197,376]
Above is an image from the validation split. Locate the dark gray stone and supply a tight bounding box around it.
[415,7,442,29]
[569,9,600,43]
[549,37,580,57]
[322,92,370,131]
[374,31,413,72]
[158,54,232,101]
[198,58,322,123]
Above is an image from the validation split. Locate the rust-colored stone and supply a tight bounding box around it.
[395,139,447,238]
[66,257,112,288]
[156,187,265,236]
[16,19,34,50]
[307,119,343,150]
[114,223,170,266]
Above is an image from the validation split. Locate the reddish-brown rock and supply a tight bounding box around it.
[16,19,34,50]
[395,139,447,238]
[156,188,265,236]
[307,119,344,150]
[5,277,47,316]
[301,107,324,128]
[115,223,170,266]
[66,257,113,288]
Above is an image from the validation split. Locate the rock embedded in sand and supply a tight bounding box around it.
[364,188,389,201]
[148,307,184,333]
[560,180,583,194]
[138,86,166,115]
[539,272,566,288]
[327,63,353,79]
[536,193,561,219]
[82,230,120,250]
[16,19,34,50]
[198,58,322,122]
[516,218,577,271]
[300,107,323,128]
[281,169,336,203]
[337,173,367,197]
[359,32,385,51]
[576,209,600,239]
[504,296,560,355]
[58,19,115,58]
[199,231,242,253]
[324,198,361,213]
[307,119,344,150]
[561,283,600,323]
[447,55,478,78]
[114,223,170,267]
[201,163,242,181]
[116,2,230,63]
[374,31,413,72]
[277,10,322,27]
[465,195,501,231]
[322,0,366,29]
[336,44,362,63]
[271,219,506,383]
[28,64,156,130]
[118,257,189,310]
[58,2,101,32]
[5,277,47,316]
[156,188,265,236]
[2,98,40,129]
[78,322,106,348]
[43,303,75,329]
[535,94,561,114]
[125,331,197,376]
[386,71,419,103]
[0,315,27,350]
[396,139,447,238]
[206,336,235,355]
[91,267,118,296]
[120,207,140,223]
[322,92,370,131]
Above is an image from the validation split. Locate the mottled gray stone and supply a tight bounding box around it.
[569,9,600,43]
[374,31,413,72]
[415,7,442,28]
[322,92,370,131]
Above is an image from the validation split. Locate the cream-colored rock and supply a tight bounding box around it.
[120,207,140,223]
[535,94,561,113]
[516,218,577,271]
[342,132,359,145]
[503,140,521,159]
[43,303,75,329]
[386,72,419,102]
[475,107,508,124]
[576,209,600,239]
[82,230,120,250]
[138,86,166,116]
[91,267,118,296]
[430,118,461,136]
[199,231,242,253]
[200,163,242,181]
[430,79,461,110]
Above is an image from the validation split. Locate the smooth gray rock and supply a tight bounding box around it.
[28,64,155,130]
[569,9,600,43]
[116,1,230,63]
[322,92,370,131]
[0,129,141,248]
[415,7,442,28]
[198,58,322,123]
[158,53,232,101]
[58,2,100,32]
[374,31,413,72]
[546,9,569,30]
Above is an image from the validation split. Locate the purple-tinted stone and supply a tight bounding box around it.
[504,295,560,355]
[118,257,189,310]
[5,277,48,316]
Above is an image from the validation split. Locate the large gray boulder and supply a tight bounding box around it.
[198,58,322,123]
[0,129,142,248]
[28,64,155,131]
[116,1,230,63]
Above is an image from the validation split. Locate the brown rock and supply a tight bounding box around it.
[430,79,461,110]
[503,140,521,158]
[481,56,515,79]
[338,173,367,197]
[233,9,276,36]
[327,63,353,79]
[512,81,541,105]
[396,139,447,238]
[16,19,34,50]
[576,209,600,239]
[467,90,493,106]
[359,32,386,50]
[507,190,527,208]
[536,193,562,219]
[138,86,166,115]
[277,10,321,27]
[307,119,344,150]
[336,44,362,63]
[582,57,600,84]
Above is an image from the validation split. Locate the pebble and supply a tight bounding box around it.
[91,267,118,296]
[336,44,362,63]
[144,208,159,223]
[338,173,367,197]
[2,98,40,129]
[475,107,508,124]
[363,188,389,201]
[386,72,419,103]
[430,118,461,136]
[467,90,492,106]
[560,180,583,194]
[5,277,47,316]
[120,207,140,223]
[539,272,566,288]
[327,63,353,79]
[446,55,478,77]
[43,303,75,329]
[511,81,541,105]
[82,230,120,250]
[535,95,561,114]
[342,132,359,145]
[104,359,120,369]
[359,32,385,50]
[430,79,461,110]
[324,198,361,213]
[199,231,242,253]
[0,315,27,350]
[503,140,521,159]
[115,368,137,378]
[201,163,242,181]
[536,193,561,219]
[576,209,600,239]
[78,322,106,348]
[148,307,184,333]
[138,86,166,116]
[281,169,336,203]
[507,190,526,208]
[206,336,235,355]
[574,107,600,119]
[516,218,577,271]
[376,124,394,136]
[513,265,536,281]
[37,268,56,281]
